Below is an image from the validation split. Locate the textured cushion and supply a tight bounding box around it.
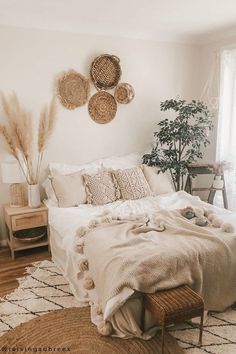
[84,170,119,205]
[51,171,87,208]
[142,165,174,195]
[114,166,152,200]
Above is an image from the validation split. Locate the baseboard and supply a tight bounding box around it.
[0,239,7,247]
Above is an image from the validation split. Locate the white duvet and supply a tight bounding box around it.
[46,191,236,325]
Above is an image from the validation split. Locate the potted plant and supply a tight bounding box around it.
[143,99,213,191]
[0,93,57,207]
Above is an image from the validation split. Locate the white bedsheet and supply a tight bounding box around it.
[46,191,236,322]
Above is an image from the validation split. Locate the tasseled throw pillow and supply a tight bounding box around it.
[83,170,120,205]
[114,166,152,200]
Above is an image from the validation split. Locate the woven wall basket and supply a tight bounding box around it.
[88,91,117,124]
[90,54,122,90]
[114,83,135,104]
[57,70,90,110]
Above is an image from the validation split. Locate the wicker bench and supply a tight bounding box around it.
[143,285,204,354]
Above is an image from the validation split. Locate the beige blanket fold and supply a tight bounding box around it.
[84,209,236,336]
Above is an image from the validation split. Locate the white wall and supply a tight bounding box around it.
[0,25,201,241]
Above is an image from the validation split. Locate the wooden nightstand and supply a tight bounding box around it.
[4,205,50,259]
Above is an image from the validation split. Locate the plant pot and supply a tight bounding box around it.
[28,184,41,208]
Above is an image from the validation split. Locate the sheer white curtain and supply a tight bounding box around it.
[217,50,236,210]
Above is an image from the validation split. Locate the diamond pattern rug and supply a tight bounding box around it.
[0,260,235,353]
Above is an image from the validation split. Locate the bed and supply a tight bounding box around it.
[44,154,236,339]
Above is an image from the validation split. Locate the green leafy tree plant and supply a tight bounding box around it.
[143,99,213,191]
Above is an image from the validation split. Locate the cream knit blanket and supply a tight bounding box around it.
[83,209,236,313]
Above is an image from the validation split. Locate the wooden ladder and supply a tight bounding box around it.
[185,163,228,209]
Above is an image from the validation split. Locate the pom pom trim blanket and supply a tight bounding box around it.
[78,209,236,337]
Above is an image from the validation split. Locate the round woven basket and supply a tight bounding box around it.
[57,70,90,110]
[90,54,122,90]
[88,91,117,124]
[114,83,135,104]
[13,226,46,243]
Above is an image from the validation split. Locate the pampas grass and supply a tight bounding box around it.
[38,97,57,153]
[2,93,33,158]
[0,93,57,184]
[0,125,18,158]
[37,97,57,181]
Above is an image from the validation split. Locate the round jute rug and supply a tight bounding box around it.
[0,307,184,354]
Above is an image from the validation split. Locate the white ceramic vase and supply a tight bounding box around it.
[213,175,224,189]
[28,184,41,208]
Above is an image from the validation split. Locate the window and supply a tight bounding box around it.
[217,50,236,210]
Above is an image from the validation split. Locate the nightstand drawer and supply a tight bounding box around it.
[11,212,48,231]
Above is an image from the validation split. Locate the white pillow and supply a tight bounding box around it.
[142,165,174,195]
[42,178,58,205]
[51,171,87,208]
[49,153,141,177]
[49,161,101,177]
[100,153,142,170]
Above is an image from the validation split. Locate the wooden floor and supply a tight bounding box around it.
[0,246,51,298]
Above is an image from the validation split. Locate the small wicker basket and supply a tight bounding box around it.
[114,83,135,104]
[13,226,46,243]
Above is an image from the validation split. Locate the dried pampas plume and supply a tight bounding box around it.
[38,97,57,153]
[0,93,57,184]
[0,125,18,158]
[2,93,32,159]
[37,97,57,180]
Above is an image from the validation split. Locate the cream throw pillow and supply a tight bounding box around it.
[51,171,87,208]
[42,178,58,205]
[142,165,174,195]
[114,166,152,200]
[83,170,119,205]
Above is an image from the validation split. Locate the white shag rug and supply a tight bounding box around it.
[0,260,235,353]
